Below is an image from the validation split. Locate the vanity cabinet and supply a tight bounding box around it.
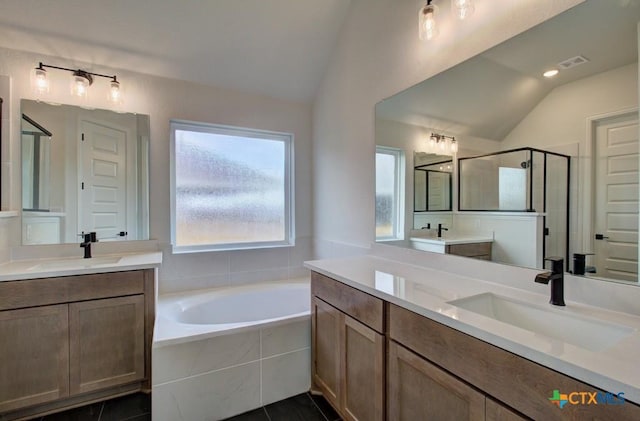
[311,272,385,421]
[389,302,640,420]
[0,269,154,420]
[311,271,640,421]
[446,242,492,260]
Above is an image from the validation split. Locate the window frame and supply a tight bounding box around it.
[170,119,295,253]
[375,146,405,241]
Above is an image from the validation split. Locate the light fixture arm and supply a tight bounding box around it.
[38,62,117,84]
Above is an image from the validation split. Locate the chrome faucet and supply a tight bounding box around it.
[79,232,98,259]
[535,257,565,306]
[437,223,448,238]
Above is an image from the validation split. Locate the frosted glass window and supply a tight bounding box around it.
[376,146,404,240]
[171,120,294,252]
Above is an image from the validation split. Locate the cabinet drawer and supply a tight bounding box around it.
[0,270,145,311]
[311,272,384,333]
[389,303,640,420]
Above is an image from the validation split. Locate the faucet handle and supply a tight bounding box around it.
[544,257,564,274]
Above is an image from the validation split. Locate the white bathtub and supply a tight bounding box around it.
[152,278,311,421]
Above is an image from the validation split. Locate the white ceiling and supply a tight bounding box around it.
[0,0,352,102]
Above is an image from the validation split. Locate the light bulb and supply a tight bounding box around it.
[452,0,475,20]
[31,66,50,95]
[108,79,123,105]
[419,2,439,41]
[429,135,437,151]
[70,71,92,99]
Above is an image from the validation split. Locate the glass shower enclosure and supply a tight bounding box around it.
[458,147,570,264]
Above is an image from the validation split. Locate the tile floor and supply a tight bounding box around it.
[34,393,151,421]
[29,391,339,421]
[223,392,342,421]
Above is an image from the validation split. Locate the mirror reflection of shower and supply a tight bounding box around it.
[22,113,52,211]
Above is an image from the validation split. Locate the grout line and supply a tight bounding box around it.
[306,392,330,421]
[262,406,272,421]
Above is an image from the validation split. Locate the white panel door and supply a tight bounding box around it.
[79,120,127,240]
[594,114,639,282]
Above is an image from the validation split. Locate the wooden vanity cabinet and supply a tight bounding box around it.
[311,271,640,421]
[446,242,492,260]
[0,269,154,420]
[311,272,385,421]
[389,303,640,420]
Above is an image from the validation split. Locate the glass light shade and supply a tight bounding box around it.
[70,73,91,98]
[419,2,439,41]
[108,80,123,105]
[428,135,437,150]
[31,67,50,95]
[452,0,475,20]
[451,140,459,153]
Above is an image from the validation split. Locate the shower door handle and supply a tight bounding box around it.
[594,233,609,240]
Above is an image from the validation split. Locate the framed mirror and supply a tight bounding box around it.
[375,0,640,284]
[21,100,150,245]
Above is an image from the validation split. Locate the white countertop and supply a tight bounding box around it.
[410,235,494,245]
[0,251,162,281]
[304,255,640,404]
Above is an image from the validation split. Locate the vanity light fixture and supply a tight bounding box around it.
[429,132,458,154]
[419,0,439,41]
[452,0,475,20]
[31,62,123,104]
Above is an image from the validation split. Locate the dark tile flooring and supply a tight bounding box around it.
[29,391,338,421]
[33,393,150,421]
[224,393,342,421]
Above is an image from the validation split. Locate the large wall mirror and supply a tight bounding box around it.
[21,100,150,245]
[375,0,640,285]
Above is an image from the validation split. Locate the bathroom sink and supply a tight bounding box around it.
[447,293,634,352]
[29,256,122,271]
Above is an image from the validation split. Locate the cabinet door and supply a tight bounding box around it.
[388,341,485,421]
[312,297,343,410]
[0,305,69,412]
[486,398,529,421]
[342,315,384,421]
[69,295,144,394]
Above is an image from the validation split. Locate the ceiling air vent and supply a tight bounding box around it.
[557,55,590,70]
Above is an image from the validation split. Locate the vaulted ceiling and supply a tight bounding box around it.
[0,0,352,102]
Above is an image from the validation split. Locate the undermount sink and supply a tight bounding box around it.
[447,293,635,352]
[29,256,122,271]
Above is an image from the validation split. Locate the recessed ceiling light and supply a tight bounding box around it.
[543,69,559,78]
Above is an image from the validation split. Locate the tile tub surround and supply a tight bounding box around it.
[304,250,640,405]
[152,279,311,421]
[152,319,311,420]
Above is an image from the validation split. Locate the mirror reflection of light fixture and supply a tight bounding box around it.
[419,0,439,41]
[452,0,475,20]
[428,132,458,154]
[30,62,123,105]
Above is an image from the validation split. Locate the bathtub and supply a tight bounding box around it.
[152,278,311,421]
